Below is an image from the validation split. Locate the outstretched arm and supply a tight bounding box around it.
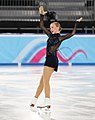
[39,6,51,36]
[59,17,83,42]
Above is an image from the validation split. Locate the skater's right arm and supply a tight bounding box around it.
[39,6,51,36]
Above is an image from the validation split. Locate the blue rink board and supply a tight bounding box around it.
[0,34,95,65]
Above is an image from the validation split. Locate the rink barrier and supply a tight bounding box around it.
[0,34,95,65]
[0,63,95,66]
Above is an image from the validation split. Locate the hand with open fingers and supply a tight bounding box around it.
[39,6,47,15]
[76,17,83,22]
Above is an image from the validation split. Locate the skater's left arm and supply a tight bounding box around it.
[49,17,83,53]
[58,17,83,42]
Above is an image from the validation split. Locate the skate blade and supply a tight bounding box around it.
[37,106,51,114]
[37,105,51,109]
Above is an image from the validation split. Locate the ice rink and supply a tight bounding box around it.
[0,65,95,120]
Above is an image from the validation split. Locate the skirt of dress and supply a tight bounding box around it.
[44,55,58,72]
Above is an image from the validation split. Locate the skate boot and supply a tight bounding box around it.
[37,98,51,109]
[30,97,38,112]
[30,97,38,107]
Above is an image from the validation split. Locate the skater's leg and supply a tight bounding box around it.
[37,66,54,108]
[30,75,44,107]
[34,66,54,98]
[35,75,44,98]
[31,66,54,108]
[43,66,54,98]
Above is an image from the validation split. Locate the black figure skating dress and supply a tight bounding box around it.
[40,15,78,72]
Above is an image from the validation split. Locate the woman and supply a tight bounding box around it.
[30,6,82,109]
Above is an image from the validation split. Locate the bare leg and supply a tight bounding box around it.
[35,66,54,98]
[35,75,43,98]
[43,66,54,98]
[31,66,54,107]
[30,75,44,107]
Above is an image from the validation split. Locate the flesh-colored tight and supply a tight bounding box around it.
[35,66,54,98]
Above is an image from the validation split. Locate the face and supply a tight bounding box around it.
[50,23,60,34]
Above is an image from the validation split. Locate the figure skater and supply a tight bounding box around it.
[30,6,82,109]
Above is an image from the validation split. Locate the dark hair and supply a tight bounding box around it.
[45,11,56,21]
